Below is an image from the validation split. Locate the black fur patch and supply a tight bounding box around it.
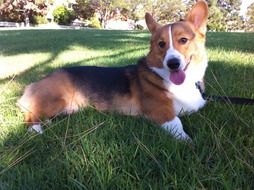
[62,65,137,100]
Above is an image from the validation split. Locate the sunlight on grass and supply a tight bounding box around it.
[55,44,147,67]
[0,52,52,79]
[208,48,254,66]
[207,48,254,99]
[56,44,109,65]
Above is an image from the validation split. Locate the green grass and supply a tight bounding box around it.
[0,29,254,189]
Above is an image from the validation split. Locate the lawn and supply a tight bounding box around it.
[0,29,254,189]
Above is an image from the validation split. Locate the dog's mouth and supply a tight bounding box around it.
[169,56,192,85]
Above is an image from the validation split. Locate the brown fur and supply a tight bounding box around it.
[137,61,175,124]
[18,71,88,124]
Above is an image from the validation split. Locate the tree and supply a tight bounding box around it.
[114,0,143,21]
[75,0,185,28]
[140,0,185,24]
[218,0,242,31]
[217,0,241,12]
[89,0,127,28]
[74,0,95,20]
[53,5,75,25]
[124,0,185,24]
[201,0,242,31]
[245,3,254,31]
[208,4,226,31]
[0,0,47,23]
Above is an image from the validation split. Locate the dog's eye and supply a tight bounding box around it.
[179,37,188,44]
[158,41,166,48]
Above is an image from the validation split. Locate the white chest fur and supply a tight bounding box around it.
[169,80,206,116]
[152,57,208,116]
[167,61,207,115]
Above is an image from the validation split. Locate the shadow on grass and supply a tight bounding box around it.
[205,60,254,98]
[0,29,149,56]
[0,108,194,189]
[0,29,149,86]
[0,46,147,87]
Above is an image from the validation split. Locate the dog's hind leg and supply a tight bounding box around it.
[23,98,67,134]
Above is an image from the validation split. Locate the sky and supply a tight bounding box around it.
[240,0,254,16]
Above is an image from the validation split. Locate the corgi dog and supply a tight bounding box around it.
[18,1,209,140]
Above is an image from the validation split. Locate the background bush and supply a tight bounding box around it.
[88,16,101,28]
[31,15,48,25]
[53,6,75,25]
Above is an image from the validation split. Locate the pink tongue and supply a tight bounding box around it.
[169,70,186,85]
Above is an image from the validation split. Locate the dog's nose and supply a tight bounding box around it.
[167,58,180,70]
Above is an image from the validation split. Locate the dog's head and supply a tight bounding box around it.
[145,0,208,85]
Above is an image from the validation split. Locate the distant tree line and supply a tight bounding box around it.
[0,0,253,31]
[246,2,254,31]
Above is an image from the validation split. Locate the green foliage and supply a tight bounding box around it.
[208,5,226,31]
[206,0,242,31]
[142,0,184,24]
[53,6,75,25]
[88,15,101,28]
[246,3,254,31]
[75,0,95,19]
[75,0,241,31]
[88,0,124,28]
[31,15,48,25]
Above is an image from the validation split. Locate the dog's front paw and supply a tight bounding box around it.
[161,117,191,141]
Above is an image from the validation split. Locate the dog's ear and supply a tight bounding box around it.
[145,13,161,33]
[185,0,208,34]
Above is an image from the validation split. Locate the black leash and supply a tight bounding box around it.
[195,82,254,105]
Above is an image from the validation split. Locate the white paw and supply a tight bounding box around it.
[45,119,52,125]
[161,117,191,141]
[28,124,44,134]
